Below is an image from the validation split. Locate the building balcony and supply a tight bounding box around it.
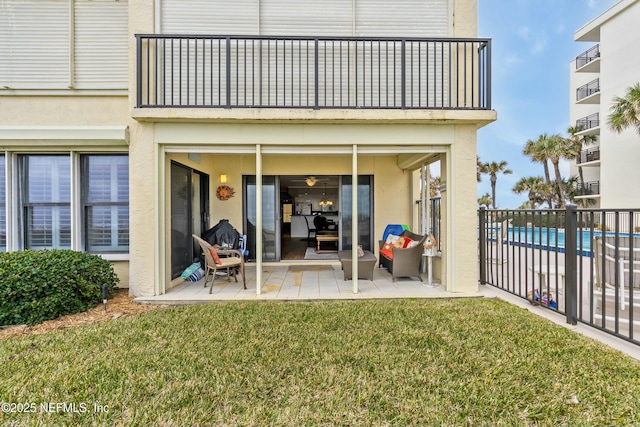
[577,146,600,165]
[135,35,491,113]
[576,78,600,103]
[576,181,600,196]
[575,113,600,135]
[575,44,600,72]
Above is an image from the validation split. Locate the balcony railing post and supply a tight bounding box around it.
[479,207,487,285]
[486,40,492,110]
[136,35,142,107]
[226,37,231,109]
[565,204,578,325]
[314,38,319,110]
[401,39,406,109]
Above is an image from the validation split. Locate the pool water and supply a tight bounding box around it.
[506,227,599,251]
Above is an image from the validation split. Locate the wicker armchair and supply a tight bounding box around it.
[378,230,427,282]
[192,234,246,292]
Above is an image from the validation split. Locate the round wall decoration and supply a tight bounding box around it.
[216,185,235,200]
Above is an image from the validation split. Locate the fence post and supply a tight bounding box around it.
[565,204,578,325]
[479,207,486,285]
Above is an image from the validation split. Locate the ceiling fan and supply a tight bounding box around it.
[290,176,330,187]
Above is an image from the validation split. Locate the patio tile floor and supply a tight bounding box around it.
[134,262,462,304]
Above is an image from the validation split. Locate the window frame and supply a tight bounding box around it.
[81,154,130,254]
[11,152,130,258]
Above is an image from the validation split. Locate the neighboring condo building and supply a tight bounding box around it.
[570,0,640,208]
[1,0,495,296]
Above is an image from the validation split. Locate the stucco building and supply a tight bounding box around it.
[570,0,640,208]
[1,0,496,296]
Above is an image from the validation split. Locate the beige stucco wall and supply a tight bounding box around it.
[0,95,132,287]
[453,0,478,38]
[449,126,479,293]
[0,96,129,126]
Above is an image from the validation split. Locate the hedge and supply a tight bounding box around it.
[0,250,119,326]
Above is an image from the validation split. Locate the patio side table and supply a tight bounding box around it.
[338,250,377,280]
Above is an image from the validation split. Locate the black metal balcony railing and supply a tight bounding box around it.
[577,181,600,196]
[575,44,600,69]
[136,35,491,110]
[576,78,600,101]
[578,146,600,164]
[576,112,600,131]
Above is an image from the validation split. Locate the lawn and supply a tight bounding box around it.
[1,298,639,426]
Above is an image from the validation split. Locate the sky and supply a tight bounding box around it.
[475,0,620,208]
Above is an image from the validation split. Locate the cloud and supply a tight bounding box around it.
[516,26,548,55]
[517,26,531,41]
[587,0,597,9]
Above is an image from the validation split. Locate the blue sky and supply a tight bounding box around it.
[476,0,619,208]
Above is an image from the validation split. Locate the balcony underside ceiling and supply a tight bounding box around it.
[133,107,497,127]
[576,93,600,104]
[577,126,600,136]
[397,153,441,170]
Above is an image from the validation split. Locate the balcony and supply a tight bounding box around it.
[577,147,600,165]
[136,35,491,111]
[575,113,600,135]
[575,44,600,72]
[576,181,600,196]
[576,78,600,103]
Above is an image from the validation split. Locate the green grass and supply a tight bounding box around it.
[1,298,640,426]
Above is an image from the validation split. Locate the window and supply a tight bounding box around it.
[20,155,71,250]
[83,155,129,253]
[0,0,128,90]
[0,155,5,252]
[15,153,129,254]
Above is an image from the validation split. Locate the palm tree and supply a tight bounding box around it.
[544,134,572,207]
[523,134,553,208]
[477,156,485,182]
[512,176,545,209]
[478,193,492,208]
[481,160,512,209]
[429,176,441,198]
[608,82,640,135]
[567,125,597,188]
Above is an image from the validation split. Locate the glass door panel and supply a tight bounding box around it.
[244,175,280,261]
[339,175,373,251]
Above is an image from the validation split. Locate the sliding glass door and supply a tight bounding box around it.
[339,175,374,251]
[243,175,280,261]
[170,162,209,279]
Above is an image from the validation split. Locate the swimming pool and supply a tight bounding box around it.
[500,227,640,256]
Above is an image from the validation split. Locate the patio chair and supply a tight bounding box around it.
[304,216,316,246]
[593,235,640,317]
[192,234,246,292]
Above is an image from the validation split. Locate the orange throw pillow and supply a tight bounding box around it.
[209,248,222,265]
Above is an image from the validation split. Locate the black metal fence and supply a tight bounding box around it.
[136,34,491,110]
[479,206,640,346]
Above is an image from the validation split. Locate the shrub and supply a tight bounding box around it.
[0,250,119,326]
